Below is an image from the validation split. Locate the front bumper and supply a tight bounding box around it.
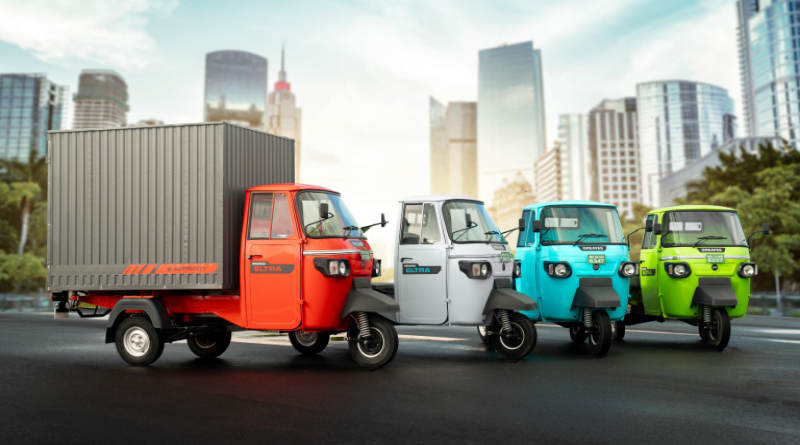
[482,278,538,315]
[571,278,622,309]
[690,277,739,307]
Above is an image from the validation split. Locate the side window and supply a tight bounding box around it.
[249,193,274,239]
[641,214,653,249]
[517,210,530,248]
[420,203,441,244]
[270,193,296,239]
[401,204,423,244]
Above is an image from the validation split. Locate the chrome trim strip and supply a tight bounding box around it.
[303,249,372,256]
[449,254,502,259]
[659,255,750,261]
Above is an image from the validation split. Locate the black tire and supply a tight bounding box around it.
[588,310,612,357]
[115,316,164,367]
[612,320,626,340]
[477,325,491,344]
[698,322,708,341]
[289,331,330,355]
[491,312,537,360]
[569,324,588,343]
[349,315,398,369]
[707,308,731,351]
[187,332,232,359]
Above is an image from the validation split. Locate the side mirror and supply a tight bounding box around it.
[465,213,473,227]
[518,218,526,231]
[653,223,662,235]
[381,213,387,228]
[762,223,770,235]
[532,220,541,233]
[645,219,653,231]
[320,203,329,219]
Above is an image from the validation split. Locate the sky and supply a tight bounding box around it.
[0,0,742,265]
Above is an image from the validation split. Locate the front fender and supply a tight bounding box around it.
[572,278,622,309]
[340,277,400,317]
[105,298,171,343]
[483,278,538,315]
[691,277,738,307]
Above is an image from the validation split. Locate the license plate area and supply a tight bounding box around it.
[588,254,606,265]
[500,252,513,262]
[706,254,724,263]
[360,250,371,261]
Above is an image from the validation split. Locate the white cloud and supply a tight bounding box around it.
[0,0,177,70]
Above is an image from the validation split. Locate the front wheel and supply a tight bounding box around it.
[188,332,232,359]
[612,321,626,340]
[349,315,398,369]
[115,316,164,367]
[698,322,708,341]
[706,308,731,351]
[289,331,330,355]
[477,325,491,344]
[588,310,612,357]
[569,325,588,343]
[491,312,537,360]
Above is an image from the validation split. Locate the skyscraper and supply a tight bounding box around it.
[636,81,736,207]
[588,98,641,218]
[73,69,128,129]
[205,50,268,130]
[268,46,302,180]
[0,73,68,161]
[429,98,477,197]
[558,114,591,201]
[534,142,563,203]
[487,171,535,249]
[477,41,546,205]
[737,0,800,147]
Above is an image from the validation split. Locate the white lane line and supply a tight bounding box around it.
[626,329,697,336]
[398,335,466,342]
[754,329,800,335]
[766,339,800,345]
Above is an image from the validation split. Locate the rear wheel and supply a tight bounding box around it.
[477,325,491,344]
[187,332,232,359]
[706,308,731,351]
[115,316,164,367]
[289,331,330,355]
[588,310,612,357]
[612,321,626,340]
[569,325,588,343]
[349,315,398,369]
[491,312,537,360]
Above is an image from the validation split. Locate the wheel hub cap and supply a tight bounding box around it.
[123,327,150,357]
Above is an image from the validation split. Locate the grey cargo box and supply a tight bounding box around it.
[47,122,294,292]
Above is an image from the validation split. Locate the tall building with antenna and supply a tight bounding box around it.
[268,45,303,180]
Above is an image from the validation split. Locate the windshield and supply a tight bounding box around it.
[442,201,506,243]
[539,206,624,245]
[296,191,365,239]
[661,211,747,248]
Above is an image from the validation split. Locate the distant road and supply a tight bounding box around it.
[1,313,799,444]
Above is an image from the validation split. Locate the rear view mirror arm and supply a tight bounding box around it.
[625,227,647,248]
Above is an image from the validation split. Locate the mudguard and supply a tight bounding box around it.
[105,298,171,343]
[572,278,622,309]
[340,277,400,317]
[691,277,738,307]
[482,278,538,315]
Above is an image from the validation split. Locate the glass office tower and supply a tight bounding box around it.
[737,0,800,147]
[205,50,268,129]
[636,81,736,207]
[558,114,590,201]
[477,41,546,205]
[73,69,128,129]
[429,97,448,194]
[0,74,67,161]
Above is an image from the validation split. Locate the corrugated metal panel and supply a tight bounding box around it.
[47,122,294,292]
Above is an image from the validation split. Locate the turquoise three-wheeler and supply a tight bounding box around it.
[482,201,637,356]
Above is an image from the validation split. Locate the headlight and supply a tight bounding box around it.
[619,262,637,277]
[459,261,492,279]
[513,261,522,278]
[738,263,756,278]
[313,258,350,278]
[545,262,572,278]
[554,264,568,277]
[372,259,382,277]
[665,262,691,278]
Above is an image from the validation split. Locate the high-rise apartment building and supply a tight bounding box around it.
[636,81,736,207]
[487,171,536,249]
[534,143,563,203]
[558,114,591,201]
[429,98,477,197]
[73,69,127,129]
[477,41,546,205]
[0,74,68,161]
[588,98,641,218]
[737,0,800,146]
[268,47,302,180]
[205,50,268,130]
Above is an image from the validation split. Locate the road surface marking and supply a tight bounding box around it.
[766,339,800,345]
[626,329,697,336]
[754,329,800,335]
[398,335,465,341]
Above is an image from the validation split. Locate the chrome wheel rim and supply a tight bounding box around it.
[194,335,217,349]
[499,322,525,350]
[589,319,600,345]
[123,327,150,357]
[357,328,385,358]
[295,331,318,347]
[478,325,488,337]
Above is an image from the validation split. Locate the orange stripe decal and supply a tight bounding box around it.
[133,265,147,274]
[122,265,134,275]
[154,263,219,274]
[142,264,156,275]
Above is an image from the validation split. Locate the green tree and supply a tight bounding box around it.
[0,251,47,293]
[0,149,47,255]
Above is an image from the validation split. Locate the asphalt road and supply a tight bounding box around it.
[1,312,799,444]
